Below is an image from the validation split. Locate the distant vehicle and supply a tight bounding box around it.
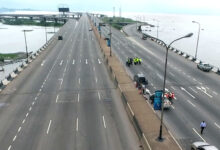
[58,36,63,40]
[89,28,92,31]
[134,73,148,89]
[191,141,219,150]
[197,62,213,72]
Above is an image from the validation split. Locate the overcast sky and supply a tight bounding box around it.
[1,0,220,15]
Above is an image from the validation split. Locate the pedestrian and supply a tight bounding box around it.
[200,121,207,134]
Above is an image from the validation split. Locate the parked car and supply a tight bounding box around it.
[191,141,219,150]
[58,35,63,40]
[134,73,148,89]
[197,62,213,72]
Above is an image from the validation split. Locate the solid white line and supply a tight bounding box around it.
[56,95,59,103]
[168,131,183,150]
[22,119,26,124]
[13,135,17,142]
[214,122,220,129]
[76,118,78,131]
[142,133,152,150]
[181,87,195,99]
[127,103,134,116]
[78,93,80,102]
[72,59,75,64]
[98,92,101,100]
[187,100,196,107]
[18,127,21,133]
[60,60,63,66]
[8,145,12,150]
[47,120,52,134]
[26,113,29,117]
[193,128,206,142]
[102,116,106,128]
[189,87,198,93]
[78,78,80,84]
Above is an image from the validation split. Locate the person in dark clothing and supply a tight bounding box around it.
[200,121,207,134]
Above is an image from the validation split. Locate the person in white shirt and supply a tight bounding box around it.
[200,121,207,134]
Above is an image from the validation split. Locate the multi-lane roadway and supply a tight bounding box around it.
[0,15,140,150]
[99,21,220,149]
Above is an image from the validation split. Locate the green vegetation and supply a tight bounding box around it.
[1,19,64,27]
[0,53,24,62]
[102,17,137,30]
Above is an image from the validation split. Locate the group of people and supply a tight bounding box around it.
[126,57,142,67]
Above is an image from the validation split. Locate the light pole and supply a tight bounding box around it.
[108,19,112,57]
[22,29,33,61]
[192,21,200,59]
[157,32,193,141]
[153,19,159,39]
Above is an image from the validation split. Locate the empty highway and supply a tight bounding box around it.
[0,15,140,150]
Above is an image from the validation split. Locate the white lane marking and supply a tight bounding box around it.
[8,145,12,150]
[187,75,191,78]
[26,113,29,117]
[213,91,218,95]
[174,97,177,100]
[168,131,183,150]
[13,135,17,142]
[64,67,67,73]
[41,60,45,66]
[171,86,176,90]
[47,120,52,134]
[193,128,206,142]
[32,102,35,106]
[41,85,44,88]
[196,86,213,98]
[22,119,26,124]
[60,60,63,66]
[72,59,75,64]
[98,59,101,64]
[214,122,220,129]
[85,59,88,64]
[35,97,38,100]
[56,95,59,103]
[169,72,175,77]
[77,93,80,102]
[76,118,79,131]
[95,77,98,83]
[39,89,42,92]
[78,78,80,84]
[165,88,169,92]
[102,116,106,128]
[29,107,32,111]
[171,105,175,109]
[59,79,63,89]
[127,103,134,116]
[189,87,198,93]
[93,67,95,71]
[98,92,101,100]
[150,83,154,86]
[18,127,21,133]
[142,133,152,150]
[180,87,195,99]
[80,59,81,63]
[187,100,196,107]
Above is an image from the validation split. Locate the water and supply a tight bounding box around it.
[96,11,220,68]
[0,21,59,81]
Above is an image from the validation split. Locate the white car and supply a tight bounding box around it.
[191,141,219,150]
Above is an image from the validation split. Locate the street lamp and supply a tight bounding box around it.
[108,19,113,57]
[192,21,201,59]
[157,32,193,141]
[22,29,33,61]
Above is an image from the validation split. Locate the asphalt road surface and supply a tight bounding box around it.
[98,21,220,149]
[0,15,140,150]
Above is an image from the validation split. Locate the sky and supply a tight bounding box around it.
[1,0,220,15]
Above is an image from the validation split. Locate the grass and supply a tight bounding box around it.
[1,19,64,27]
[0,53,19,62]
[102,17,137,30]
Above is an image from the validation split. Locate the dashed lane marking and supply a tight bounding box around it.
[56,95,59,103]
[214,122,220,129]
[76,118,79,131]
[18,127,21,133]
[98,92,101,100]
[47,120,52,134]
[13,135,17,142]
[60,60,63,66]
[78,93,80,102]
[26,113,29,117]
[85,59,88,64]
[187,100,196,107]
[72,59,75,64]
[8,145,12,150]
[213,91,218,95]
[193,128,206,142]
[22,119,26,124]
[102,116,106,128]
[78,78,80,85]
[29,107,32,111]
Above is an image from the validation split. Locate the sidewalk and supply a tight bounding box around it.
[90,20,181,150]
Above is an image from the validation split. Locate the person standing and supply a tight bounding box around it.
[200,121,207,134]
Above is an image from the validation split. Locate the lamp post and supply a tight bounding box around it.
[22,29,33,61]
[157,32,193,141]
[108,19,112,57]
[192,21,200,59]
